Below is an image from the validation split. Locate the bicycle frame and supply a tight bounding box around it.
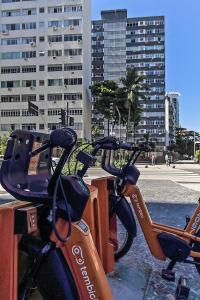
[123,183,200,260]
[0,200,113,300]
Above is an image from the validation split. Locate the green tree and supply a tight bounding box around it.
[120,68,148,141]
[0,134,9,155]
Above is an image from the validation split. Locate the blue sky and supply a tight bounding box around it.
[92,0,200,131]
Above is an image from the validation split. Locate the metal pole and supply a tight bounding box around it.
[66,102,69,126]
[194,131,195,158]
[116,106,121,141]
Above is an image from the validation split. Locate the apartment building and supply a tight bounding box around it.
[0,0,91,140]
[165,92,180,147]
[92,10,165,147]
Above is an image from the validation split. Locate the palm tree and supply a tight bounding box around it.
[120,68,148,142]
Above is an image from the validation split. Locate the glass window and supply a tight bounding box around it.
[39,22,45,28]
[64,78,82,85]
[22,94,36,102]
[2,23,20,31]
[39,65,45,71]
[1,81,20,88]
[22,65,36,73]
[39,80,45,86]
[48,20,62,28]
[2,10,21,17]
[22,80,36,87]
[48,6,62,14]
[22,37,36,44]
[1,38,21,45]
[1,95,20,102]
[1,52,21,59]
[48,79,62,86]
[22,8,36,15]
[64,19,81,27]
[64,34,82,42]
[39,36,45,42]
[22,22,36,30]
[64,49,82,56]
[48,64,62,72]
[48,35,62,43]
[47,94,62,101]
[39,7,45,13]
[39,95,45,100]
[22,51,36,58]
[1,66,20,74]
[48,49,62,57]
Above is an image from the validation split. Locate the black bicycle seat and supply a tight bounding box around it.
[0,130,52,203]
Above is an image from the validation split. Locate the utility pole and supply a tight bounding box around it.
[115,106,121,141]
[194,131,196,158]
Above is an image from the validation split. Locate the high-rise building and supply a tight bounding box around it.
[165,92,180,148]
[92,9,165,147]
[0,0,91,140]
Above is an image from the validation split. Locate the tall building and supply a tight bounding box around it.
[165,92,180,148]
[92,9,165,147]
[0,0,91,140]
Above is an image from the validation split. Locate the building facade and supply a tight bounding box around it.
[0,0,91,140]
[165,92,180,148]
[92,10,165,146]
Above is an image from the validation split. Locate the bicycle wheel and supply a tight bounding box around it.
[109,196,137,260]
[193,229,200,274]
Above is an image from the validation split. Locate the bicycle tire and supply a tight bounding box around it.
[109,196,136,261]
[193,229,200,274]
[113,217,135,260]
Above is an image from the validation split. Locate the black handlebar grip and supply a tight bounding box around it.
[50,128,77,149]
[92,137,119,149]
[120,143,134,151]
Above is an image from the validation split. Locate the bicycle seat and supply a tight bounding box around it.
[0,130,52,203]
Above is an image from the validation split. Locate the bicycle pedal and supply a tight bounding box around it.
[175,276,190,300]
[161,269,175,282]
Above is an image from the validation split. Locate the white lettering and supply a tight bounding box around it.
[72,245,98,300]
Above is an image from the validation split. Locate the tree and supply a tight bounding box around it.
[120,68,148,141]
[0,134,9,155]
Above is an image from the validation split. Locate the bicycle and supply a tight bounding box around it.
[0,129,114,300]
[84,137,200,283]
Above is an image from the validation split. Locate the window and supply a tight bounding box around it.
[48,79,62,86]
[22,51,36,59]
[1,95,20,102]
[64,34,82,42]
[22,22,36,30]
[68,109,82,115]
[39,109,44,115]
[1,110,20,117]
[2,0,20,3]
[64,19,81,27]
[1,38,21,45]
[64,49,82,56]
[48,123,61,130]
[48,64,62,72]
[48,94,62,101]
[39,124,45,130]
[39,95,45,101]
[22,109,34,116]
[39,22,45,28]
[39,7,45,13]
[22,94,36,102]
[64,5,82,12]
[22,80,36,87]
[1,66,20,74]
[39,51,45,57]
[22,65,36,73]
[39,80,45,86]
[48,109,61,116]
[1,81,20,88]
[64,93,82,100]
[48,6,62,14]
[22,124,36,131]
[39,36,45,42]
[39,65,45,71]
[1,124,20,131]
[64,78,82,85]
[22,37,36,44]
[48,20,62,28]
[22,8,36,15]
[2,10,21,17]
[64,64,82,71]
[48,35,62,43]
[48,49,62,57]
[2,23,20,31]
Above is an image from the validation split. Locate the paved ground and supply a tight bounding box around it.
[1,163,200,299]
